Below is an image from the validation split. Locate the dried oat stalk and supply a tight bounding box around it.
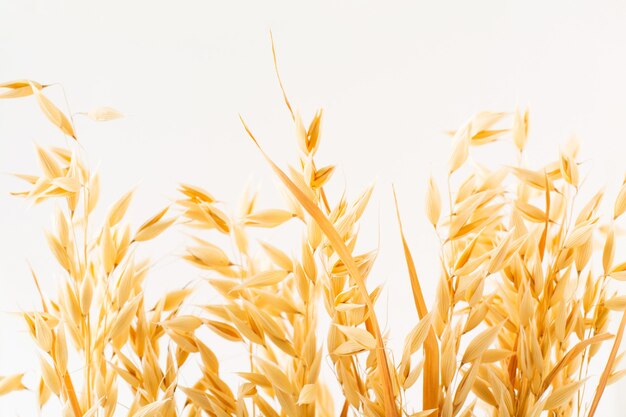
[2,82,180,417]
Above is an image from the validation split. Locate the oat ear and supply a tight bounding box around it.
[28,81,76,139]
[241,115,399,417]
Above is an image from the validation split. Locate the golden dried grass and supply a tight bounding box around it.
[1,38,626,417]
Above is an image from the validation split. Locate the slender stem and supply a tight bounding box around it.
[588,309,626,417]
[83,180,92,408]
[63,372,82,417]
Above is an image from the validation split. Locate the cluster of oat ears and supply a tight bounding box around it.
[1,50,626,417]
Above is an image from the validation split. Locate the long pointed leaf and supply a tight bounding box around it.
[393,187,440,414]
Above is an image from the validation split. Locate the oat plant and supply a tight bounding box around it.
[1,41,626,417]
[1,80,182,417]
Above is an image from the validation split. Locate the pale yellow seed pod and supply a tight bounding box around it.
[303,157,315,188]
[519,285,533,328]
[295,113,308,155]
[80,275,93,315]
[574,237,593,273]
[449,128,470,174]
[583,271,598,313]
[603,227,615,275]
[307,109,323,155]
[312,165,335,188]
[425,175,441,227]
[115,225,132,265]
[554,302,567,342]
[54,326,68,375]
[559,150,579,188]
[100,224,116,274]
[307,218,322,250]
[294,265,310,304]
[466,276,484,307]
[301,241,317,282]
[87,170,101,215]
[66,191,79,213]
[34,314,53,353]
[512,106,529,152]
[38,355,60,396]
[54,206,69,247]
[615,182,626,219]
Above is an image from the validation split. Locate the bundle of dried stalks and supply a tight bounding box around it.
[1,41,625,417]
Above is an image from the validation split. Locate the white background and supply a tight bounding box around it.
[1,0,626,415]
